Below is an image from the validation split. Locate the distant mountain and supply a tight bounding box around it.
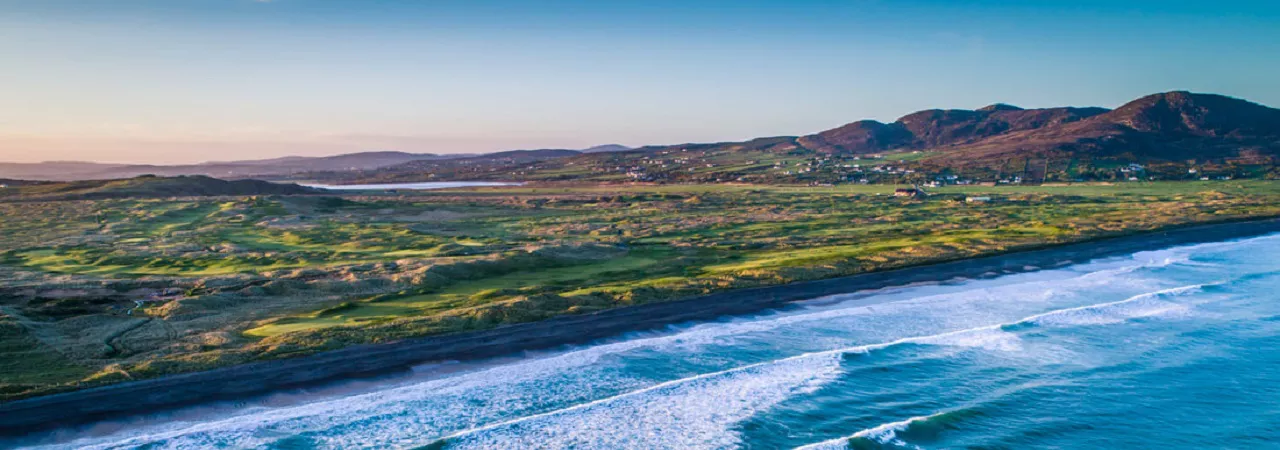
[634,91,1278,169]
[0,161,133,181]
[797,105,1111,154]
[0,147,619,182]
[0,152,445,181]
[482,149,582,159]
[326,148,584,183]
[204,151,441,169]
[0,178,50,187]
[0,175,322,201]
[926,92,1280,166]
[339,90,1277,184]
[6,92,1274,184]
[495,145,629,155]
[580,144,632,153]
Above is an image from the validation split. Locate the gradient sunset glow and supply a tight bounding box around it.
[3,0,1278,164]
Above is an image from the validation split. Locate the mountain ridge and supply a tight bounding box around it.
[0,175,322,201]
[332,91,1279,184]
[3,91,1275,183]
[0,146,627,181]
[634,91,1277,167]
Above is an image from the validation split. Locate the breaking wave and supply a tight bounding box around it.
[423,283,1207,449]
[793,408,983,450]
[22,231,1264,450]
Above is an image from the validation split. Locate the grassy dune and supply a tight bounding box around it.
[3,181,1280,399]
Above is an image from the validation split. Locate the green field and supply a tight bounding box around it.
[245,250,664,337]
[3,180,1280,399]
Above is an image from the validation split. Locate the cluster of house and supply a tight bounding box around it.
[586,154,715,180]
[771,157,926,178]
[1118,163,1145,173]
[1119,163,1147,181]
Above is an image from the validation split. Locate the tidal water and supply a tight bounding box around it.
[11,233,1280,449]
[302,181,522,191]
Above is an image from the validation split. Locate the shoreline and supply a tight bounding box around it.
[4,217,1280,433]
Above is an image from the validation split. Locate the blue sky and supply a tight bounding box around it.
[2,0,1278,163]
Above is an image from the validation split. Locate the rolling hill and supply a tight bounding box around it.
[0,152,444,181]
[924,91,1280,166]
[714,91,1279,165]
[0,146,628,182]
[341,91,1278,184]
[580,144,632,153]
[3,92,1274,185]
[0,175,323,201]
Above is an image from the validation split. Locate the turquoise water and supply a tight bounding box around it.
[13,234,1280,449]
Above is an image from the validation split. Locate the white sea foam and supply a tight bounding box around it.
[793,412,945,450]
[914,327,1024,352]
[22,244,1228,449]
[1020,284,1203,327]
[428,283,1208,448]
[444,352,844,449]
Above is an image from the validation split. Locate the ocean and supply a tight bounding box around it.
[13,233,1280,449]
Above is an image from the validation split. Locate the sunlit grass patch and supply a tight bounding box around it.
[245,251,663,337]
[6,181,1280,398]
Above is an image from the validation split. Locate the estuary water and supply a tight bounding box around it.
[302,181,522,191]
[13,233,1280,449]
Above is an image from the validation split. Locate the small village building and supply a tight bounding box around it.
[966,196,992,203]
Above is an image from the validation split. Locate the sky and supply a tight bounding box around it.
[1,0,1278,164]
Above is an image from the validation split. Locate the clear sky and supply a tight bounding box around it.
[2,0,1278,164]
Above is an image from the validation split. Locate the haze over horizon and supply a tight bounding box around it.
[3,0,1279,165]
